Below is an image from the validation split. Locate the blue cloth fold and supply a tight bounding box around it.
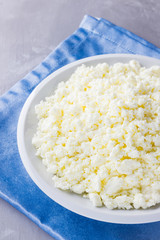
[0,15,160,240]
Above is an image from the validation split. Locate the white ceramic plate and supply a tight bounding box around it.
[17,54,160,224]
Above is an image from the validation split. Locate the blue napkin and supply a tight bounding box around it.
[1,15,160,240]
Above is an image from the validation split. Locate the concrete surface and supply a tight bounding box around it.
[0,0,160,239]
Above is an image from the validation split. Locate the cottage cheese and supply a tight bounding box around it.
[32,60,160,209]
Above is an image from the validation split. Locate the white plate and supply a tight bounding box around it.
[17,54,160,224]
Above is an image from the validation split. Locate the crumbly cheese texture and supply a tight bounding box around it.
[32,60,160,209]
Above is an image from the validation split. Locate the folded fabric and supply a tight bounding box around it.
[1,15,160,240]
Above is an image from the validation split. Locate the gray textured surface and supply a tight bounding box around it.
[0,0,160,239]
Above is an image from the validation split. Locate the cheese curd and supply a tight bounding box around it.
[32,60,160,209]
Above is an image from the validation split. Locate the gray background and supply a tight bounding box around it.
[0,0,160,239]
